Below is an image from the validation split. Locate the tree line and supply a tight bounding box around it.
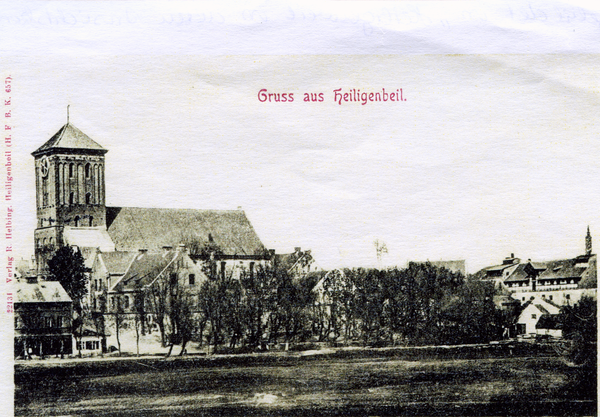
[45,246,595,358]
[120,260,515,355]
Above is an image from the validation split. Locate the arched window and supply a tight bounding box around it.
[86,192,92,204]
[74,216,80,227]
[89,216,94,227]
[69,192,75,205]
[69,163,74,178]
[48,237,53,247]
[85,163,91,179]
[42,237,47,246]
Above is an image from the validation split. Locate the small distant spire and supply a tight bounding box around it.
[67,105,70,124]
[586,226,592,255]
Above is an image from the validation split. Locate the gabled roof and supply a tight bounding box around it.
[15,280,72,303]
[32,123,107,157]
[538,258,589,280]
[99,251,136,276]
[504,263,533,283]
[106,207,267,256]
[112,250,178,292]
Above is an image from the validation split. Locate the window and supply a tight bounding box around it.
[69,192,75,205]
[56,316,63,328]
[565,294,570,300]
[89,216,94,227]
[549,295,553,301]
[531,314,537,319]
[221,261,226,279]
[189,274,195,285]
[541,294,545,299]
[250,262,255,278]
[85,163,91,178]
[123,296,129,309]
[69,163,74,178]
[74,216,80,227]
[86,192,92,204]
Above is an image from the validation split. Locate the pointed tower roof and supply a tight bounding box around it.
[32,123,107,157]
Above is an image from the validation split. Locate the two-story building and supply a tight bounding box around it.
[14,277,72,358]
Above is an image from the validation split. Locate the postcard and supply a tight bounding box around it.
[3,2,599,416]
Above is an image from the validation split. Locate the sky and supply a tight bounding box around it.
[7,53,599,272]
[1,2,599,274]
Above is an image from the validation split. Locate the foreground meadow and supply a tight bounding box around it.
[15,346,596,416]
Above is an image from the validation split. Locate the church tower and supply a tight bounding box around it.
[586,226,592,256]
[32,119,108,273]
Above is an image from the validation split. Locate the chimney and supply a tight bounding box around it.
[295,247,301,253]
[177,244,186,253]
[269,249,276,258]
[511,253,514,258]
[138,248,148,253]
[162,245,173,253]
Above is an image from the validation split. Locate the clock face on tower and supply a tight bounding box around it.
[40,157,49,178]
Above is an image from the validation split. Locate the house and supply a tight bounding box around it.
[516,296,562,337]
[14,276,73,358]
[475,229,597,306]
[73,325,110,355]
[274,247,321,278]
[106,245,204,315]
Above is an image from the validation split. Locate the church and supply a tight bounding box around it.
[31,121,272,304]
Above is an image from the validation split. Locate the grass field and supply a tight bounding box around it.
[15,346,597,416]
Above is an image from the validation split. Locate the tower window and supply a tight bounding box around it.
[86,192,92,205]
[85,163,91,179]
[89,216,94,227]
[69,163,74,178]
[69,192,75,205]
